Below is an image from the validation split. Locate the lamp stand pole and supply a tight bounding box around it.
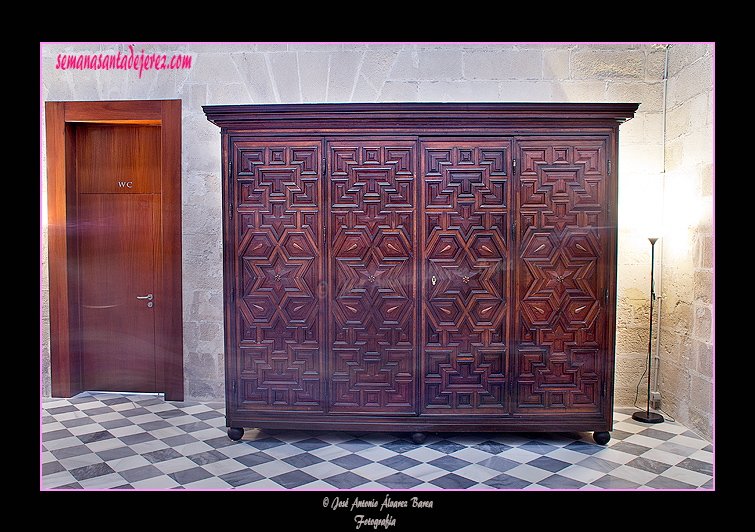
[632,237,664,424]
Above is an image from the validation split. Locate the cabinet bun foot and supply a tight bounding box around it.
[593,431,610,445]
[410,432,426,444]
[228,427,244,441]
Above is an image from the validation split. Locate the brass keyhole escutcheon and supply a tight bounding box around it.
[431,275,437,286]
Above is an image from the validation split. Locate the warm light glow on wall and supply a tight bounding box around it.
[619,169,703,256]
[619,172,664,244]
[661,177,704,258]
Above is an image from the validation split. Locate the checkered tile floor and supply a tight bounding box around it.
[41,392,714,490]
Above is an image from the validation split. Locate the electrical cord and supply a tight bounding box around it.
[632,356,675,422]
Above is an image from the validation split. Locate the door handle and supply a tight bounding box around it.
[136,294,153,300]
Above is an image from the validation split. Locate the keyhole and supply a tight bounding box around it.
[431,276,437,286]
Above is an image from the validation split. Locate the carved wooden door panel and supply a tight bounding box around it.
[513,138,610,414]
[420,140,512,413]
[327,140,418,413]
[230,139,325,412]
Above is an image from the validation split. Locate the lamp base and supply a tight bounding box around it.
[632,411,664,424]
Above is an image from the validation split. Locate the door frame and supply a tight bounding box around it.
[45,100,183,401]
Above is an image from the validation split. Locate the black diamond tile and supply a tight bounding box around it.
[119,464,163,483]
[119,432,157,446]
[483,473,530,489]
[69,394,102,405]
[235,451,275,468]
[137,420,173,431]
[142,447,183,464]
[101,397,132,406]
[169,466,213,486]
[563,440,603,455]
[476,455,519,473]
[428,455,471,472]
[429,473,476,489]
[219,468,265,488]
[61,417,97,428]
[156,409,186,419]
[330,453,373,470]
[51,444,93,460]
[380,440,417,454]
[473,441,513,454]
[192,410,225,422]
[527,456,570,473]
[336,438,372,451]
[609,440,650,456]
[537,474,586,489]
[176,421,212,433]
[270,470,317,489]
[243,437,286,450]
[590,474,642,489]
[203,435,237,449]
[46,405,80,415]
[626,456,671,475]
[119,407,152,418]
[637,427,677,441]
[517,440,557,455]
[135,397,165,407]
[69,462,116,482]
[676,457,713,476]
[80,406,116,416]
[188,450,229,466]
[577,456,620,474]
[322,471,370,489]
[96,446,137,461]
[292,437,331,451]
[98,418,134,430]
[427,440,466,454]
[378,455,421,471]
[645,476,697,490]
[161,433,199,446]
[608,428,633,441]
[42,461,66,476]
[51,482,82,490]
[43,428,74,442]
[282,452,325,468]
[376,472,424,489]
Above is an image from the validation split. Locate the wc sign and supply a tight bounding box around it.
[119,181,133,189]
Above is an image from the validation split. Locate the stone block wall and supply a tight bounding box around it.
[40,43,714,441]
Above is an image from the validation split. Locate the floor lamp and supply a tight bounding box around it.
[632,237,664,424]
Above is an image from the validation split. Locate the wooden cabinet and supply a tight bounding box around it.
[204,103,637,444]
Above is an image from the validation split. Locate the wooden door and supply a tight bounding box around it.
[327,140,418,413]
[513,137,610,413]
[229,139,325,412]
[76,125,161,393]
[420,140,512,413]
[79,194,158,392]
[46,100,183,401]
